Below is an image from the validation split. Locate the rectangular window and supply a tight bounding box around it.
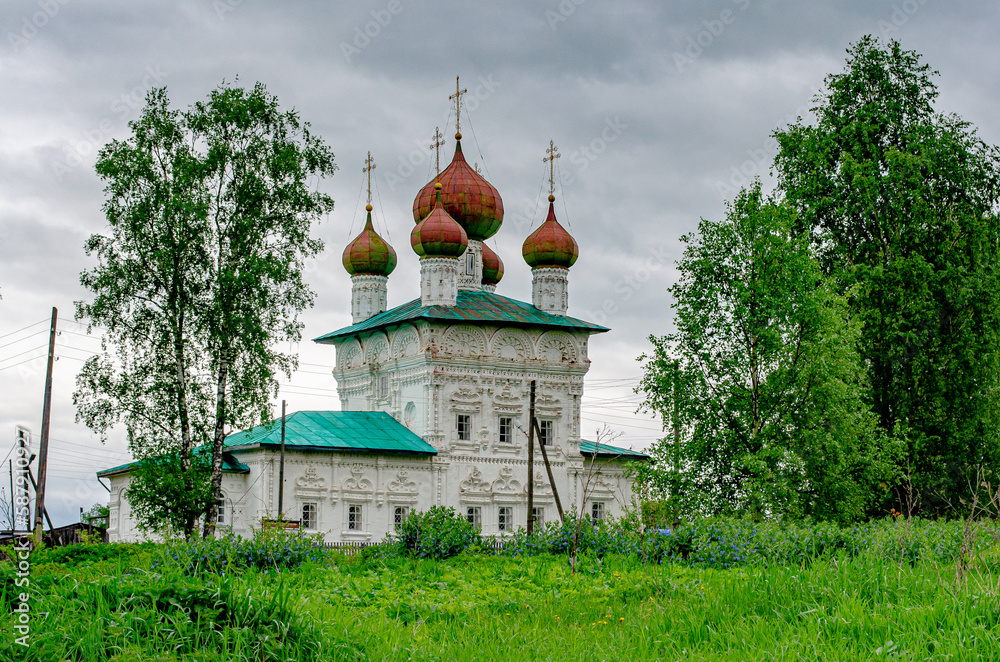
[591,502,605,522]
[379,375,389,398]
[499,417,513,444]
[498,506,513,532]
[538,420,553,446]
[216,498,226,525]
[466,251,476,275]
[457,414,471,441]
[393,506,409,531]
[302,502,317,530]
[348,504,363,531]
[532,507,545,527]
[466,506,481,530]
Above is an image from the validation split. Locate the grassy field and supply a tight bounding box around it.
[3,522,1000,661]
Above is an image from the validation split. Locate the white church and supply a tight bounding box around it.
[100,102,647,543]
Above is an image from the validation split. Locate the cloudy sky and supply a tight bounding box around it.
[1,0,997,526]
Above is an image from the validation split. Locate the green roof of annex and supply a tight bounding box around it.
[313,290,608,343]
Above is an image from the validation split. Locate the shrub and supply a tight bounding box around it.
[155,526,328,575]
[396,506,480,560]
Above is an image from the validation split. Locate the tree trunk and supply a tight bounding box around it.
[203,343,230,538]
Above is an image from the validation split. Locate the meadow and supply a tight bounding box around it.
[3,517,1000,661]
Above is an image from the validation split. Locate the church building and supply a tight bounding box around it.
[100,94,647,543]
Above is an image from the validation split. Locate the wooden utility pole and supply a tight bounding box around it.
[277,400,287,520]
[33,307,56,543]
[526,380,536,534]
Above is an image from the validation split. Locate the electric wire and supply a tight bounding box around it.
[0,318,48,341]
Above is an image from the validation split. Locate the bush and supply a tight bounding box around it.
[396,506,480,560]
[155,526,328,575]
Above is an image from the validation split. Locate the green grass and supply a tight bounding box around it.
[3,527,1000,660]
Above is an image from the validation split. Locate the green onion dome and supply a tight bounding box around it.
[413,134,503,241]
[481,242,504,286]
[342,205,397,276]
[522,195,578,268]
[411,183,469,258]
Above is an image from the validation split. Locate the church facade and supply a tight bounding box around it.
[100,116,647,544]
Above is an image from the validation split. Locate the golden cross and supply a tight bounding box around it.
[363,151,376,205]
[449,76,467,135]
[543,140,561,196]
[430,126,445,174]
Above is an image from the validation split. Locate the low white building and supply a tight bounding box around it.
[100,125,647,543]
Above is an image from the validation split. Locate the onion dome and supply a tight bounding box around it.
[522,195,579,268]
[342,205,397,276]
[412,134,504,241]
[411,183,468,258]
[481,242,504,286]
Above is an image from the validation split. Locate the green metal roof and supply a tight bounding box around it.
[579,440,649,460]
[97,450,250,478]
[313,290,609,343]
[223,411,437,456]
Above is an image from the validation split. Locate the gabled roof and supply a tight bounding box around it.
[223,411,437,456]
[97,450,250,479]
[313,290,608,343]
[97,411,437,478]
[579,440,649,460]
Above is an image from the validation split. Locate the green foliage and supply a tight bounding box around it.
[773,36,1000,515]
[638,183,893,521]
[76,82,336,537]
[396,505,481,559]
[155,526,329,575]
[126,451,215,536]
[4,519,1000,661]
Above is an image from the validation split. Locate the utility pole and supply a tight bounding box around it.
[33,307,56,544]
[277,400,287,520]
[526,380,536,534]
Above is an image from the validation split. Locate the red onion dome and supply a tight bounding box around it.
[342,205,397,276]
[412,134,504,241]
[522,195,579,268]
[411,183,468,258]
[481,242,504,286]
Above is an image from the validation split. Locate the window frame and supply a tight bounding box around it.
[216,496,227,525]
[532,506,545,527]
[498,417,513,444]
[538,419,553,446]
[466,506,482,530]
[457,414,472,441]
[393,506,409,531]
[498,506,513,532]
[591,501,605,522]
[301,502,318,530]
[348,504,364,531]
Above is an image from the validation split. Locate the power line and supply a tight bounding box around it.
[0,329,47,351]
[0,343,48,364]
[0,318,48,341]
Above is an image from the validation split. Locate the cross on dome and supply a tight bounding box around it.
[543,140,561,197]
[449,76,467,138]
[430,126,445,175]
[363,151,376,205]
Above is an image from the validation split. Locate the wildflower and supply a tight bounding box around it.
[619,617,625,623]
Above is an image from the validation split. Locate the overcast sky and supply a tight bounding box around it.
[2,0,997,526]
